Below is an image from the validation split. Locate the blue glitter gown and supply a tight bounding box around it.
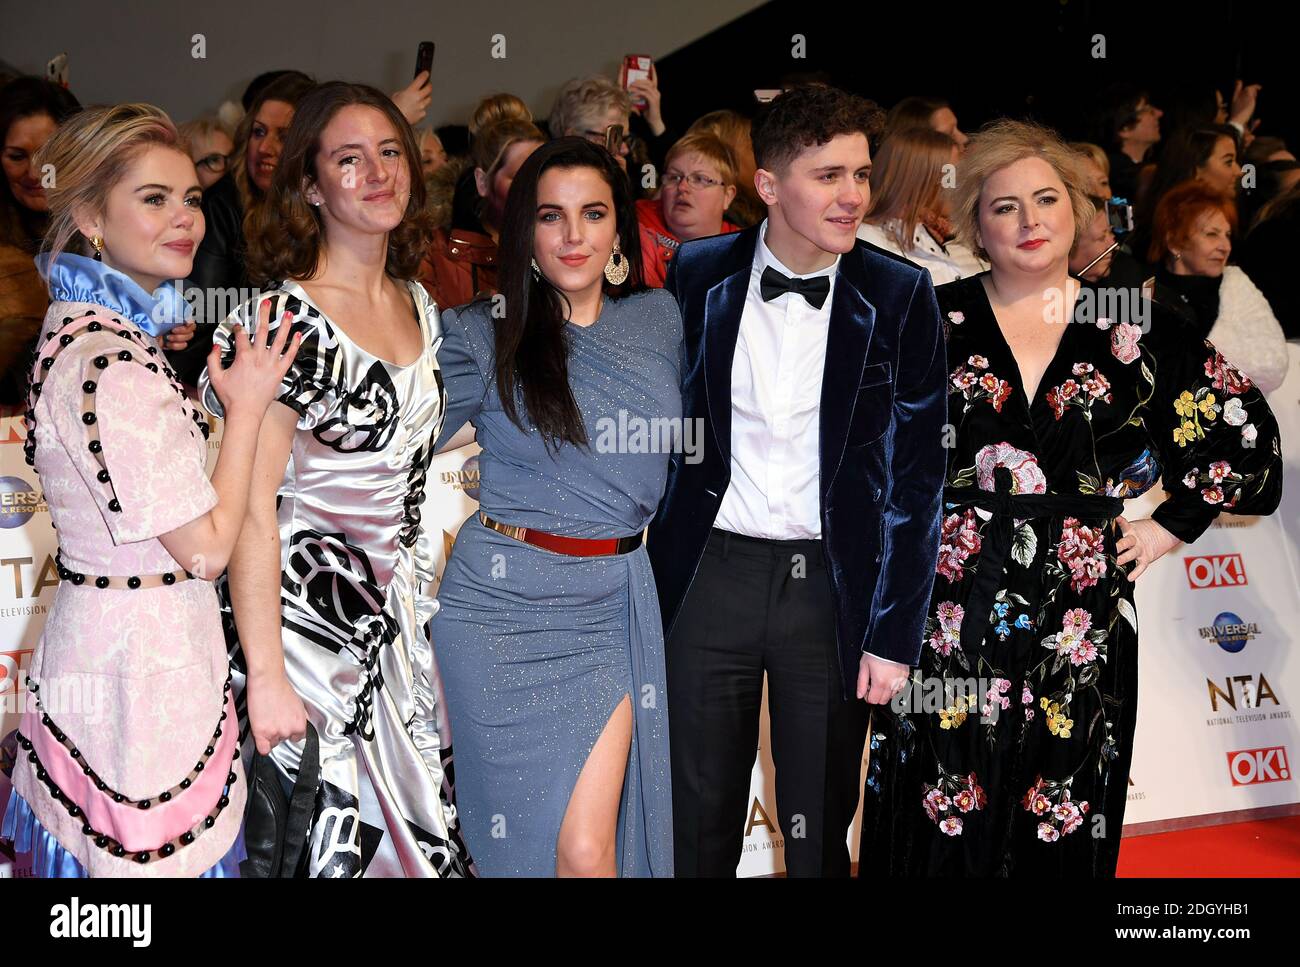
[430,288,681,877]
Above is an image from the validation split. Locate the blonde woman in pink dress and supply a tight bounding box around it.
[0,104,299,876]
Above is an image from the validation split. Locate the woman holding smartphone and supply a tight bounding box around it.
[431,138,680,877]
[2,103,298,876]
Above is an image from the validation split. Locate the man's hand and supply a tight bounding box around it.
[856,652,911,705]
[392,70,432,127]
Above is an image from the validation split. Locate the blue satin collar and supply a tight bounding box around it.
[36,252,192,336]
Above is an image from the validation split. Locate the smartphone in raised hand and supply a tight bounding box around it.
[621,54,652,110]
[414,41,435,80]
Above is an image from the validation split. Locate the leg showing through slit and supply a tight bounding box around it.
[556,693,633,877]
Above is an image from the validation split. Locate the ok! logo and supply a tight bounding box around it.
[1185,554,1247,590]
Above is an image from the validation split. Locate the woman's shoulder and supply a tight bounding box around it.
[617,286,682,334]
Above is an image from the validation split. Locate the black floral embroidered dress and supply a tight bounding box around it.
[860,273,1282,876]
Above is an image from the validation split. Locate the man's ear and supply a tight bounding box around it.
[754,166,779,206]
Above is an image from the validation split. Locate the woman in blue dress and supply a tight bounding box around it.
[431,138,680,876]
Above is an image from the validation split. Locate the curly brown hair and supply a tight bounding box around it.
[751,85,884,174]
[244,81,433,285]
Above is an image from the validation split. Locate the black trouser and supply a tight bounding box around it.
[667,528,870,877]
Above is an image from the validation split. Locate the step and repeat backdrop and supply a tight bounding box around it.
[3,344,1299,877]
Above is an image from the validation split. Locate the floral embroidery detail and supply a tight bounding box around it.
[1057,518,1107,593]
[922,771,986,834]
[937,509,981,582]
[974,442,1048,494]
[1205,350,1253,395]
[951,359,1012,412]
[926,601,964,656]
[947,311,965,325]
[1104,448,1160,498]
[1109,322,1142,364]
[1022,683,1035,721]
[980,677,1012,719]
[1041,607,1106,667]
[939,696,972,729]
[1183,462,1252,507]
[1222,397,1247,426]
[1040,698,1074,737]
[1022,776,1089,839]
[1242,424,1258,447]
[1046,363,1113,419]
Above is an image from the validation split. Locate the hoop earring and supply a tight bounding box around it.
[603,240,629,286]
[91,235,104,261]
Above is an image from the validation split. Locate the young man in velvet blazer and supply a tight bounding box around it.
[648,85,948,877]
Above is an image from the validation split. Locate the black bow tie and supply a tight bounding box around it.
[760,266,831,310]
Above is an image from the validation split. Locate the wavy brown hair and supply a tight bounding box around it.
[244,81,433,285]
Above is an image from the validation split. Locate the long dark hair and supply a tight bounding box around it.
[494,137,644,451]
[244,81,433,285]
[0,76,81,250]
[1139,124,1240,228]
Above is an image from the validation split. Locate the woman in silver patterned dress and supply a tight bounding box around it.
[200,83,471,877]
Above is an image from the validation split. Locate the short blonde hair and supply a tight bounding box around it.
[176,116,232,154]
[952,119,1096,262]
[36,103,186,282]
[549,75,631,139]
[665,132,738,187]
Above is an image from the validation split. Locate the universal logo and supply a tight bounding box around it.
[440,453,480,501]
[1198,611,1260,654]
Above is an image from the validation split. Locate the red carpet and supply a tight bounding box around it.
[1117,816,1300,877]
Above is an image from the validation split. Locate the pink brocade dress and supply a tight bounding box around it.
[1,295,245,877]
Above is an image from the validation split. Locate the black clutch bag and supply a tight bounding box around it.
[239,723,319,878]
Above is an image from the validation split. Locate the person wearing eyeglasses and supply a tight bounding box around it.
[636,132,739,287]
[177,118,234,190]
[550,75,633,172]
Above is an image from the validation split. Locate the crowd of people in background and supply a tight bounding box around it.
[4,62,1295,400]
[0,49,1292,881]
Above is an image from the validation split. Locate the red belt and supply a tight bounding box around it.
[478,511,643,557]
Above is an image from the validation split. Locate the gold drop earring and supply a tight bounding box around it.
[603,239,629,285]
[91,235,104,261]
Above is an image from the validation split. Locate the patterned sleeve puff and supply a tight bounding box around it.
[199,287,341,430]
[1145,323,1283,545]
[51,333,217,544]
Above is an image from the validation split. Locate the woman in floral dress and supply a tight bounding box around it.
[859,120,1282,877]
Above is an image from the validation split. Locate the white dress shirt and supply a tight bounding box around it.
[716,221,909,671]
[715,220,837,539]
[857,218,987,286]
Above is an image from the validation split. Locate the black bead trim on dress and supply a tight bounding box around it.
[23,673,234,807]
[55,550,193,590]
[24,315,210,476]
[14,728,237,864]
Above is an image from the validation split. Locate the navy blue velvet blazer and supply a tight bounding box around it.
[647,224,948,692]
